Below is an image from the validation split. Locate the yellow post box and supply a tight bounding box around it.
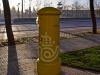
[36,7,61,75]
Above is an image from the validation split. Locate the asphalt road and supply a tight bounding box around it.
[0,20,100,39]
[1,19,100,27]
[60,19,100,28]
[11,19,100,28]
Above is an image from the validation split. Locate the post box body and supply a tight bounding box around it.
[37,7,61,75]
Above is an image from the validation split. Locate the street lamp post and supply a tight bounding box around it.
[0,4,1,17]
[22,0,23,18]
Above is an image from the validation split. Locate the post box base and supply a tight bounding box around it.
[37,58,61,75]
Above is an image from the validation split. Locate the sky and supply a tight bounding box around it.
[0,0,89,11]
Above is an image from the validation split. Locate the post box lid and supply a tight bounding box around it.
[37,7,61,15]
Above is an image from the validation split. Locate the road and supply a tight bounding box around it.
[0,20,100,39]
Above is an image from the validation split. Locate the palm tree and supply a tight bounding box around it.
[90,0,97,34]
[2,0,15,45]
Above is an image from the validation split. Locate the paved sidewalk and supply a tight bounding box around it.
[0,34,100,75]
[60,34,100,52]
[1,24,100,40]
[0,25,38,39]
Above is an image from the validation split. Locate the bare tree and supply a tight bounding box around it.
[83,0,90,10]
[2,0,15,45]
[35,0,42,12]
[23,9,28,18]
[70,0,82,18]
[31,7,37,18]
[43,0,52,7]
[11,6,17,19]
[90,0,97,34]
[94,0,100,9]
[71,0,82,10]
[94,0,100,17]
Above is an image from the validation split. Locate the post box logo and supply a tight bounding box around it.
[39,32,59,62]
[39,35,43,42]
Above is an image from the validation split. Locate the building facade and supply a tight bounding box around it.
[60,10,100,18]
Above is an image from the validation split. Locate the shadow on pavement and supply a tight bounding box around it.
[60,71,66,75]
[61,31,100,44]
[7,45,20,75]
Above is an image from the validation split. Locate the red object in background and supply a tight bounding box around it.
[39,36,43,42]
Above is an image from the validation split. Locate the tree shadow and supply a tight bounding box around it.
[61,31,100,44]
[60,71,66,75]
[7,45,20,75]
[73,33,100,44]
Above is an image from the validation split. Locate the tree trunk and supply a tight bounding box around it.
[90,0,97,34]
[2,0,15,46]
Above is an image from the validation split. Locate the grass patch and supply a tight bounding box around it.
[0,31,96,46]
[60,31,93,39]
[0,36,38,46]
[60,46,100,71]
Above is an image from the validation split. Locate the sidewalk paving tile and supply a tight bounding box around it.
[1,34,100,75]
